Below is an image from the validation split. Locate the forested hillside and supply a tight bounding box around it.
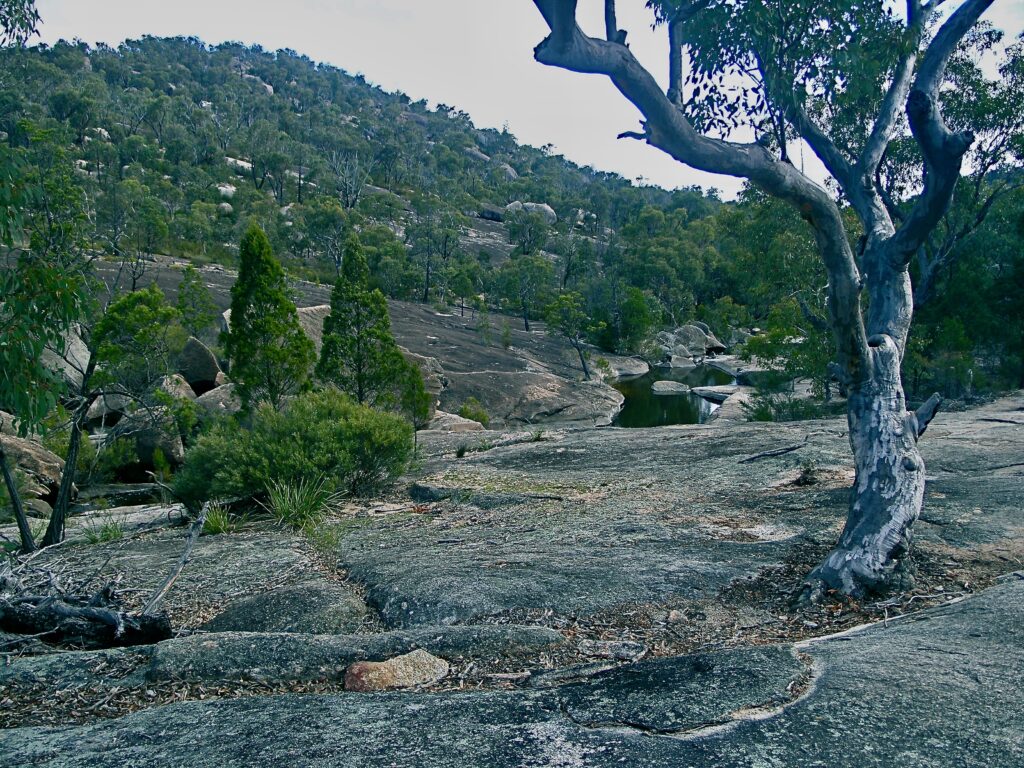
[1,34,1021,399]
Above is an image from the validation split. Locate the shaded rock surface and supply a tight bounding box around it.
[176,337,222,395]
[440,371,623,427]
[6,580,1023,766]
[201,581,369,634]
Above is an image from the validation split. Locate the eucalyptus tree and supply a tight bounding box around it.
[528,0,996,599]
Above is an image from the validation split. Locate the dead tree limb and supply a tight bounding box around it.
[141,501,210,617]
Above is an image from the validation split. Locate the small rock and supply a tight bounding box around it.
[344,649,449,692]
[803,620,819,629]
[667,609,685,624]
[651,380,691,396]
[691,384,740,403]
[577,639,648,662]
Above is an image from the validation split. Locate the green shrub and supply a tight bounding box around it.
[742,392,845,422]
[84,515,125,544]
[174,389,413,507]
[201,501,242,535]
[458,397,490,428]
[261,475,343,530]
[92,437,140,483]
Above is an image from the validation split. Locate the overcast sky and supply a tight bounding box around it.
[33,1,1024,199]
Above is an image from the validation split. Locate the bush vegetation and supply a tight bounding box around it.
[458,397,490,427]
[174,388,413,508]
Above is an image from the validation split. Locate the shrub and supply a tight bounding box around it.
[261,475,343,530]
[458,397,490,428]
[742,392,845,422]
[84,515,125,544]
[201,501,241,535]
[91,437,139,483]
[174,389,413,507]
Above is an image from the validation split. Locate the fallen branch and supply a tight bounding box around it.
[141,501,210,617]
[739,443,803,464]
[0,597,170,646]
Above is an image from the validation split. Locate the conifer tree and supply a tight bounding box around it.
[317,234,422,411]
[224,222,314,410]
[176,264,217,338]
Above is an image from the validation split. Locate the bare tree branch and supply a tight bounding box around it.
[887,0,995,262]
[857,15,926,180]
[668,19,683,105]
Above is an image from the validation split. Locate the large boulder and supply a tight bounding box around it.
[706,388,755,423]
[674,325,711,355]
[497,162,518,181]
[440,371,623,427]
[176,337,222,395]
[0,411,17,436]
[600,354,649,380]
[691,384,740,403]
[117,408,185,467]
[463,146,491,163]
[478,204,505,222]
[672,324,727,356]
[195,384,242,417]
[158,374,197,402]
[85,391,132,428]
[426,410,484,433]
[651,381,691,396]
[40,326,91,390]
[0,430,64,502]
[505,200,557,225]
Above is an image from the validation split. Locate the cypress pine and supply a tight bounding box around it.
[224,222,315,410]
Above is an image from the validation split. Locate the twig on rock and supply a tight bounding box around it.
[739,443,804,464]
[141,501,210,617]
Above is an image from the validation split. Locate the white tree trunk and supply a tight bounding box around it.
[803,336,940,599]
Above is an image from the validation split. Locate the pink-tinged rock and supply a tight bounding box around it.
[344,649,449,692]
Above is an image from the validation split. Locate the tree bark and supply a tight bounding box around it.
[42,357,98,548]
[576,342,591,380]
[801,337,940,600]
[0,445,35,553]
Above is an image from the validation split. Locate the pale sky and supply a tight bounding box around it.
[33,1,1024,199]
